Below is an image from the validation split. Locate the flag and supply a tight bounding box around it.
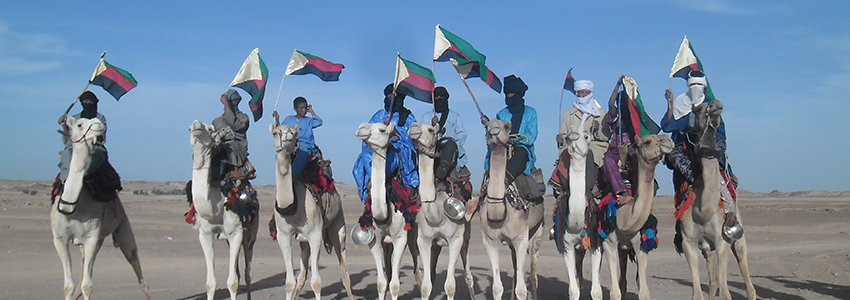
[670,36,715,100]
[434,25,501,93]
[230,48,268,122]
[89,59,137,100]
[284,49,344,81]
[562,68,575,94]
[621,76,660,137]
[394,55,436,103]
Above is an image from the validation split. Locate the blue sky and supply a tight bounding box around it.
[1,1,848,193]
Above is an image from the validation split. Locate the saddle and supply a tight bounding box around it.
[51,160,122,204]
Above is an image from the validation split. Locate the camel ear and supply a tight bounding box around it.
[356,123,371,140]
[408,123,422,139]
[269,123,276,133]
[504,121,511,131]
[292,124,299,133]
[66,116,77,127]
[386,122,395,133]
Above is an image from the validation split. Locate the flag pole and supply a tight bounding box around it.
[273,74,287,113]
[65,51,106,115]
[557,85,565,129]
[454,69,486,122]
[431,60,437,123]
[387,53,402,124]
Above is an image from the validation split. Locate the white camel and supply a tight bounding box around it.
[597,134,673,300]
[479,119,545,300]
[355,122,421,300]
[556,127,604,300]
[269,123,354,300]
[188,120,259,300]
[51,117,150,300]
[677,100,755,300]
[408,122,475,300]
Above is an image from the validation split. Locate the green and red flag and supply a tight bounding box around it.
[89,59,137,100]
[284,49,344,81]
[622,76,660,137]
[562,68,575,94]
[394,55,436,103]
[230,48,268,122]
[670,36,715,100]
[434,25,501,93]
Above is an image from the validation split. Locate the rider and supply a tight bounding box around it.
[555,79,611,201]
[212,89,256,184]
[352,84,419,231]
[601,76,636,205]
[54,91,120,203]
[273,96,325,179]
[421,86,471,199]
[484,74,538,197]
[661,70,739,227]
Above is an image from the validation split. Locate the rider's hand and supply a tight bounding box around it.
[58,114,67,125]
[272,110,280,125]
[480,115,490,125]
[220,93,230,106]
[665,89,674,104]
[431,115,439,126]
[556,133,566,148]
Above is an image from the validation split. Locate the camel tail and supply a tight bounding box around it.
[322,227,333,255]
[674,220,684,254]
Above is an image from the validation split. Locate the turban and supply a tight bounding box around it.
[226,89,242,101]
[503,75,528,96]
[79,91,99,102]
[574,80,594,92]
[687,75,707,86]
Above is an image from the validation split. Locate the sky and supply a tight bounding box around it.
[1,1,848,194]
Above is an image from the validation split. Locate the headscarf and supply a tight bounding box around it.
[673,74,707,120]
[79,91,99,119]
[433,86,450,133]
[572,80,601,116]
[225,89,242,114]
[383,83,411,126]
[503,75,528,134]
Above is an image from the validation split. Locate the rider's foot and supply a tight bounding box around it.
[617,193,634,205]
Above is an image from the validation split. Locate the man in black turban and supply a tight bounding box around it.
[57,91,108,182]
[422,87,469,191]
[485,75,538,194]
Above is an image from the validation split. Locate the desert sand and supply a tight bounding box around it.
[1,179,848,300]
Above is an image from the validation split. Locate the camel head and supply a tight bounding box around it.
[692,99,723,133]
[270,123,299,155]
[189,120,216,149]
[635,134,675,165]
[565,126,590,158]
[356,122,394,151]
[408,122,439,153]
[485,119,511,148]
[66,116,105,148]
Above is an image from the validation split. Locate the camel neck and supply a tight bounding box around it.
[275,151,295,209]
[371,147,389,221]
[567,151,587,232]
[60,141,91,204]
[418,152,436,203]
[487,145,507,199]
[617,155,657,233]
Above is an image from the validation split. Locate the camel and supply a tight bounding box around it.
[597,134,674,300]
[677,100,755,300]
[355,122,421,300]
[51,116,150,300]
[269,123,354,300]
[479,119,545,300]
[556,127,604,300]
[408,122,475,300]
[188,120,259,300]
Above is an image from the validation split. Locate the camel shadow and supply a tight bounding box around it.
[652,274,848,300]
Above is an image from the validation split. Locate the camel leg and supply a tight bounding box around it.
[528,225,543,300]
[226,228,244,300]
[461,224,476,300]
[369,240,388,300]
[242,232,256,300]
[308,235,324,300]
[52,236,75,300]
[445,235,463,300]
[705,248,720,300]
[602,240,620,300]
[619,248,629,295]
[407,227,422,287]
[431,243,441,288]
[732,236,756,300]
[681,240,705,300]
[198,228,217,300]
[417,234,434,300]
[389,231,408,300]
[575,247,586,290]
[294,241,310,298]
[79,237,105,300]
[635,248,651,300]
[275,228,297,300]
[717,242,732,300]
[112,218,151,300]
[518,238,530,300]
[329,220,354,300]
[482,234,504,300]
[563,245,580,300]
[510,244,518,300]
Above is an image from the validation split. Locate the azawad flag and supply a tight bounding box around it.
[230,48,268,121]
[90,59,137,100]
[394,55,435,103]
[285,49,344,81]
[434,25,501,93]
[670,36,715,100]
[621,76,660,137]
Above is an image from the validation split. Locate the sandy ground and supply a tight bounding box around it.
[1,179,849,300]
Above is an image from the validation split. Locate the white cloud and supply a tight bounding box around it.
[0,55,62,75]
[0,19,75,76]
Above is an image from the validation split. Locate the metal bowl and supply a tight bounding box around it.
[723,222,744,241]
[351,226,374,246]
[443,197,467,221]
